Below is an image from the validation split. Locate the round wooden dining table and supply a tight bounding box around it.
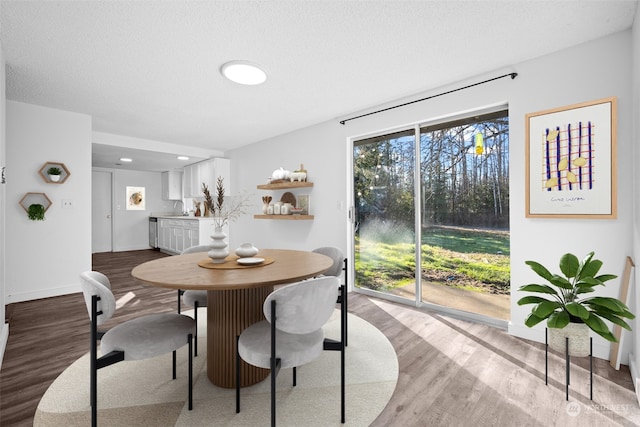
[131,248,333,388]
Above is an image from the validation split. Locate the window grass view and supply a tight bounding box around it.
[354,110,510,320]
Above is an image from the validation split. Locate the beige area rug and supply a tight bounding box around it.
[34,310,398,426]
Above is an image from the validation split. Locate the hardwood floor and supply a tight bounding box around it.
[1,249,638,426]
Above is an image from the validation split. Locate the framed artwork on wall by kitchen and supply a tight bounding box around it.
[126,186,145,210]
[525,97,617,219]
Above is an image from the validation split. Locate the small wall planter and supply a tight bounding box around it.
[19,192,52,220]
[39,162,70,184]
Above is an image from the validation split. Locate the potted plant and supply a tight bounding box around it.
[27,203,46,221]
[47,166,62,182]
[518,251,634,356]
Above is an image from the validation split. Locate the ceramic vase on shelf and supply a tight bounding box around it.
[208,226,229,263]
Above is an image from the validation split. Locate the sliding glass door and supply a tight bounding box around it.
[353,129,417,300]
[352,109,510,322]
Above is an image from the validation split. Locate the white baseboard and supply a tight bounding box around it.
[629,354,640,406]
[508,322,611,360]
[0,323,9,371]
[7,284,80,304]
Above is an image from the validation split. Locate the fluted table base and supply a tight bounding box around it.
[207,287,272,388]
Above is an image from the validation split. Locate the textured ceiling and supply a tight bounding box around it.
[1,0,638,171]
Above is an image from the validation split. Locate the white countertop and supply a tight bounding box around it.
[150,212,214,219]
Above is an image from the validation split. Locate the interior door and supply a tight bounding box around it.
[92,170,113,253]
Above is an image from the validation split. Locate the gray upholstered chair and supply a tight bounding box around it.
[236,276,346,426]
[312,246,348,346]
[178,244,211,356]
[80,271,195,427]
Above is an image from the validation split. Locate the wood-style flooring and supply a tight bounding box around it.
[1,249,638,426]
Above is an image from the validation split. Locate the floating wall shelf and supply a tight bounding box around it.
[39,161,71,184]
[253,214,314,220]
[256,181,313,190]
[19,192,52,213]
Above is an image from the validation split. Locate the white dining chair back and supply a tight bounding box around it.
[263,276,339,335]
[79,271,196,427]
[236,275,345,426]
[312,246,344,277]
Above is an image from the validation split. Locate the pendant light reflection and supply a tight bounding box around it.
[475,133,484,155]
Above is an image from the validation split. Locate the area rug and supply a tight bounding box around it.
[34,310,398,426]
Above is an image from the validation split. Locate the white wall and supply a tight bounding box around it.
[630,3,640,394]
[0,42,7,367]
[228,30,634,361]
[5,101,92,303]
[107,168,176,251]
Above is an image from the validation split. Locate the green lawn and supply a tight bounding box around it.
[356,225,510,294]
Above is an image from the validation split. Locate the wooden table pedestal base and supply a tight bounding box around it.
[207,287,273,388]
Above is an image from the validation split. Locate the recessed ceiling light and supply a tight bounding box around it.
[221,60,267,85]
[177,156,190,160]
[120,158,133,162]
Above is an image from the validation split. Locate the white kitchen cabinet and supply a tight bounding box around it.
[157,217,217,254]
[183,158,230,198]
[161,170,183,200]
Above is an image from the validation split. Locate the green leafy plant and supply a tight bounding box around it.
[47,167,62,175]
[27,203,46,221]
[518,252,634,342]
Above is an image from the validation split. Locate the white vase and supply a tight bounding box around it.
[235,243,259,258]
[548,322,590,357]
[49,174,61,182]
[208,226,229,263]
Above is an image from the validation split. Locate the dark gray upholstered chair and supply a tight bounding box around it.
[312,246,348,346]
[178,244,211,356]
[80,271,195,427]
[236,276,346,426]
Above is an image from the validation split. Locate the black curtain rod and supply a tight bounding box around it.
[339,72,518,125]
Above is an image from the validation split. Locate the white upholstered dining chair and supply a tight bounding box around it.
[80,271,196,427]
[235,275,346,426]
[312,246,348,346]
[178,244,211,356]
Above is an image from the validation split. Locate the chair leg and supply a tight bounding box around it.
[236,336,241,413]
[193,301,199,357]
[188,333,193,410]
[90,295,99,427]
[293,366,297,386]
[172,350,177,380]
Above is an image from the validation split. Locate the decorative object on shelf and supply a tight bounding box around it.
[298,194,310,215]
[267,204,274,215]
[518,251,634,356]
[47,166,62,182]
[271,167,291,183]
[27,203,46,221]
[194,200,201,217]
[39,161,71,184]
[19,192,52,218]
[208,226,229,264]
[261,195,272,214]
[202,177,253,263]
[280,191,296,207]
[290,207,304,215]
[290,163,308,182]
[235,243,259,258]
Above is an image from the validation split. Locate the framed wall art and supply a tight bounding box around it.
[297,194,310,215]
[525,97,617,219]
[126,186,146,211]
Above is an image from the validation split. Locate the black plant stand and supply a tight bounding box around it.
[545,328,593,401]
